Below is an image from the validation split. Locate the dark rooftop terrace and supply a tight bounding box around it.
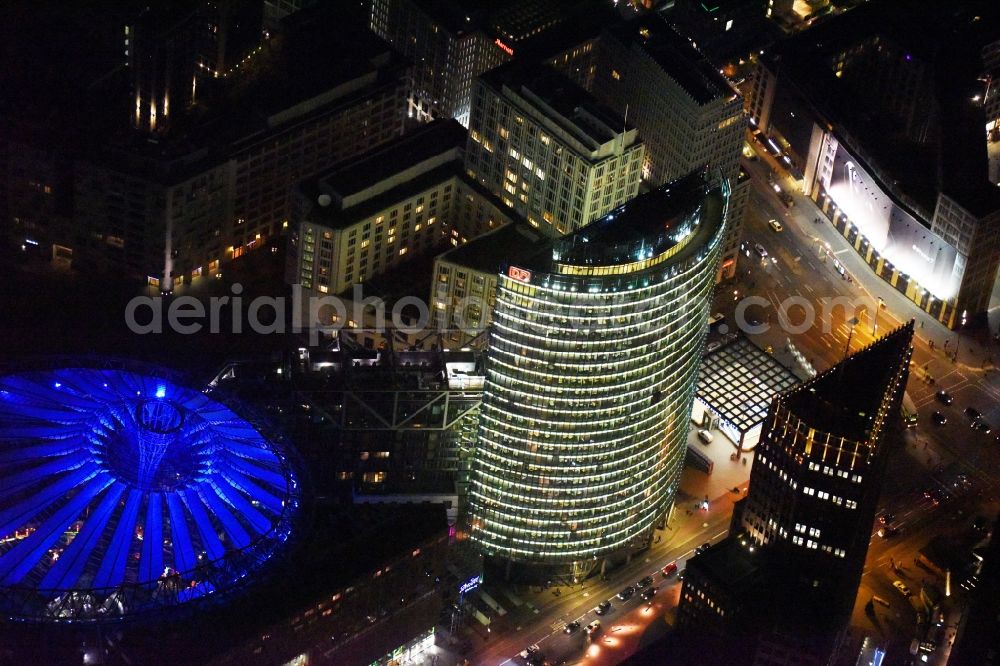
[308,120,467,201]
[606,14,740,106]
[783,322,913,441]
[436,223,548,275]
[554,169,709,267]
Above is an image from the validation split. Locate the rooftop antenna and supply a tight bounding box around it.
[618,103,629,154]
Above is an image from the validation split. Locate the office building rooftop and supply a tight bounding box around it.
[409,0,608,42]
[765,0,1000,216]
[480,61,633,149]
[552,170,710,267]
[297,120,467,229]
[605,15,741,106]
[436,223,548,275]
[782,322,914,440]
[307,121,467,203]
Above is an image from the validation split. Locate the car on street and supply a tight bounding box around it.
[617,586,635,601]
[563,620,580,634]
[594,600,612,615]
[974,420,992,434]
[662,562,678,578]
[932,411,947,426]
[637,575,654,589]
[641,587,657,601]
[923,487,948,506]
[754,242,768,258]
[965,407,982,421]
[936,390,953,405]
[519,644,541,660]
[878,513,895,525]
[893,580,912,597]
[973,516,990,535]
[697,429,714,444]
[877,526,900,538]
[768,219,783,232]
[585,620,601,636]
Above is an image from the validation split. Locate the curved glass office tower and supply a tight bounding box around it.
[470,172,728,580]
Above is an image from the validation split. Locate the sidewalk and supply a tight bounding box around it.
[677,426,752,507]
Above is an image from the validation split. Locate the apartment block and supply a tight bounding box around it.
[288,120,517,296]
[465,61,644,238]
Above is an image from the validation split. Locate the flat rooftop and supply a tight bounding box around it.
[697,335,800,435]
[410,0,610,43]
[767,0,1000,216]
[436,223,548,275]
[605,15,740,106]
[688,536,765,595]
[554,170,708,267]
[480,61,632,148]
[307,120,467,201]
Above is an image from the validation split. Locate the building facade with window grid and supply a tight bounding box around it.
[465,62,644,239]
[469,172,727,580]
[593,16,747,281]
[288,121,517,297]
[733,323,913,605]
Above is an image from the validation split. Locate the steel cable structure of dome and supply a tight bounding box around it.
[0,363,301,623]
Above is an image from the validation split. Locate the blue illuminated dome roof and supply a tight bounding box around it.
[0,366,300,622]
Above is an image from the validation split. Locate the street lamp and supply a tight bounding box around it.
[953,311,968,363]
[844,316,859,358]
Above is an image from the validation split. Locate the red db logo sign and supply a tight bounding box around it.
[508,266,532,283]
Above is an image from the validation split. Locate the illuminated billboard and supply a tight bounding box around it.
[821,140,961,300]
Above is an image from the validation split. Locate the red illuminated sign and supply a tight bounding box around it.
[495,38,515,57]
[508,266,532,283]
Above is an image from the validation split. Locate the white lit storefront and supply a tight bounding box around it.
[374,627,436,666]
[807,127,964,326]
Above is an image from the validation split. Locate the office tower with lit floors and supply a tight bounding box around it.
[593,15,747,281]
[469,170,728,582]
[733,322,914,604]
[668,322,915,665]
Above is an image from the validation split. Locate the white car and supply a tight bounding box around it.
[754,242,768,258]
[697,429,714,444]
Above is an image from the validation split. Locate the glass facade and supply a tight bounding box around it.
[469,176,728,573]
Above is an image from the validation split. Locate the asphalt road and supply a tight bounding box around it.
[473,502,734,666]
[736,148,1000,665]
